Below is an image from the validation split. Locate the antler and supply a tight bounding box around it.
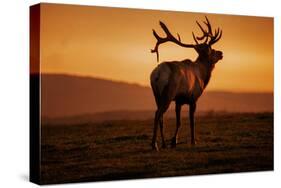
[194,16,222,46]
[151,21,195,62]
[151,17,222,62]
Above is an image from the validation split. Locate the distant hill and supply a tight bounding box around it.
[40,74,273,119]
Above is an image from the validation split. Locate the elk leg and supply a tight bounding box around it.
[152,100,171,150]
[172,103,181,147]
[152,110,160,151]
[159,115,166,148]
[189,103,197,145]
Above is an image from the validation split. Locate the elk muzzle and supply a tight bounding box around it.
[211,50,223,64]
[217,51,223,60]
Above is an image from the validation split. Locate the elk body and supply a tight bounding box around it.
[150,17,223,151]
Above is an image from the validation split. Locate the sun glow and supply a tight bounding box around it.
[39,3,273,92]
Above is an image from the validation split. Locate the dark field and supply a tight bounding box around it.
[41,112,273,184]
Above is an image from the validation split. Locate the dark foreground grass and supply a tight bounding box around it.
[41,112,273,184]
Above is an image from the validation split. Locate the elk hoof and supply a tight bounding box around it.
[191,139,197,145]
[152,143,159,151]
[171,137,177,148]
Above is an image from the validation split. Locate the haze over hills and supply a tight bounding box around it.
[40,74,273,120]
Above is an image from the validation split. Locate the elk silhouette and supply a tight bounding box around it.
[150,16,223,151]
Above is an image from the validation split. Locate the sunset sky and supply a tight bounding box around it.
[39,3,273,93]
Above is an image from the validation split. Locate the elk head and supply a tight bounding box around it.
[151,16,223,64]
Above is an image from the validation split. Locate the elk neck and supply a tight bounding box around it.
[195,56,215,88]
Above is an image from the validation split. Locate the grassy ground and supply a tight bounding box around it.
[41,112,273,184]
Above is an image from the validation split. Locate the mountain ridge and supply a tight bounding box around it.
[38,73,273,118]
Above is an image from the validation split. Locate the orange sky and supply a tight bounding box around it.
[39,3,273,92]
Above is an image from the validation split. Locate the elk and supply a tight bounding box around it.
[150,16,223,151]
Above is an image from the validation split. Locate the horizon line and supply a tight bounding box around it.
[33,72,274,94]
